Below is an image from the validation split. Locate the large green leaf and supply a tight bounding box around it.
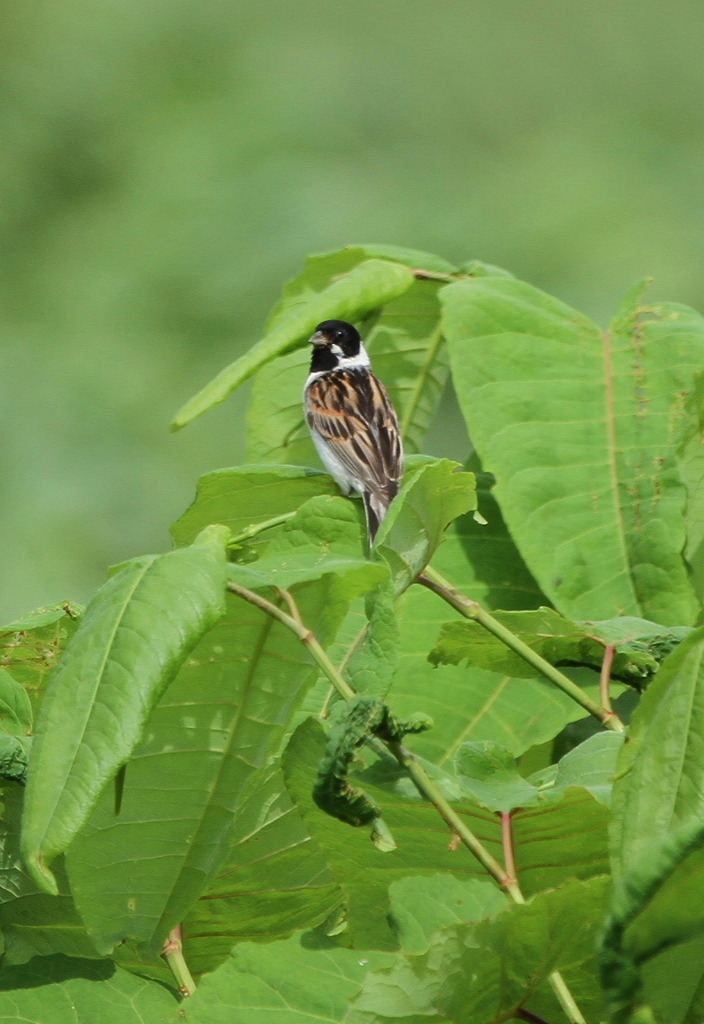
[21,525,230,895]
[171,464,338,551]
[385,586,608,763]
[0,955,176,1022]
[603,627,704,1009]
[64,488,380,957]
[441,277,704,624]
[172,258,414,429]
[388,874,508,954]
[172,765,341,978]
[348,877,610,1024]
[64,547,378,957]
[173,933,395,1024]
[430,466,546,611]
[641,934,704,1024]
[0,784,41,906]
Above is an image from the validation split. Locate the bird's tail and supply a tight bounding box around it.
[363,484,399,547]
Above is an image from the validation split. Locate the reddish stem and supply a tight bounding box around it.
[600,643,616,714]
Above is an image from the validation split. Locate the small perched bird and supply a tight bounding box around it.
[304,319,404,544]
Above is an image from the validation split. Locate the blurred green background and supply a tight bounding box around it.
[2,1,703,621]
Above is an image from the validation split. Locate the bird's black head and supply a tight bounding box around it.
[310,320,362,359]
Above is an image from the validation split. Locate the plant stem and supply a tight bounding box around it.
[600,643,616,714]
[547,972,587,1024]
[228,579,587,1024]
[162,925,196,998]
[501,811,518,886]
[418,567,625,733]
[228,510,297,548]
[227,581,357,702]
[501,812,585,1024]
[387,738,523,900]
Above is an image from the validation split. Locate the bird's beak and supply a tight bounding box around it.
[309,329,328,347]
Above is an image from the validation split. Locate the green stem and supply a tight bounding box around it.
[502,811,585,1024]
[548,972,587,1024]
[227,582,357,702]
[419,567,625,733]
[228,511,297,548]
[162,925,196,998]
[387,738,522,900]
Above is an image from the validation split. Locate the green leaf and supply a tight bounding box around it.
[176,933,395,1024]
[171,764,341,978]
[171,464,339,551]
[224,493,385,596]
[455,741,541,812]
[0,734,29,783]
[0,785,43,906]
[386,587,609,762]
[547,731,624,806]
[64,554,370,957]
[0,604,83,633]
[348,876,610,1024]
[0,956,176,1022]
[441,277,704,624]
[389,874,508,954]
[430,609,684,686]
[0,891,102,965]
[430,465,546,611]
[21,525,230,895]
[348,243,458,275]
[345,581,400,700]
[641,934,704,1024]
[0,604,82,717]
[376,460,477,594]
[172,258,414,429]
[603,627,704,1008]
[677,376,704,604]
[455,733,625,815]
[0,667,32,736]
[610,626,704,886]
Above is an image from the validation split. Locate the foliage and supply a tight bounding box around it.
[2,247,704,1023]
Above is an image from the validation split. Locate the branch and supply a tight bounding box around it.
[227,581,356,702]
[227,579,587,1024]
[418,567,625,733]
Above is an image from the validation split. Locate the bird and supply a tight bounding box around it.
[304,319,404,545]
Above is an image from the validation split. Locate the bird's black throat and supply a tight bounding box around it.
[309,345,340,374]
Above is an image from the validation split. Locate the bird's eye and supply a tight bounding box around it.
[335,330,345,340]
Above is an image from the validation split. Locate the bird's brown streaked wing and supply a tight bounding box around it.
[306,371,403,499]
